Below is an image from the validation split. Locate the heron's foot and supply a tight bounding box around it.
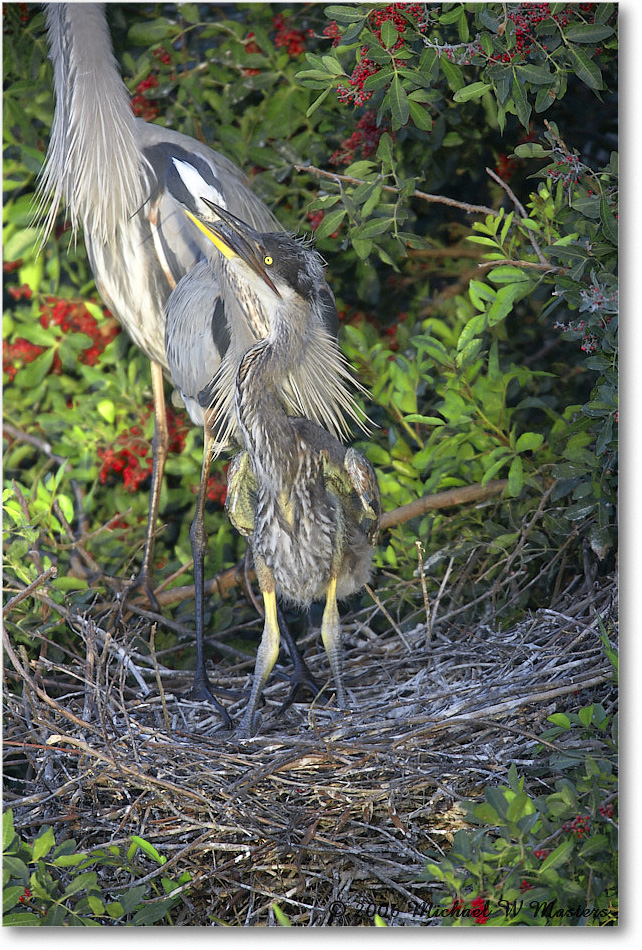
[181,672,233,729]
[233,709,260,740]
[117,568,160,613]
[274,657,320,715]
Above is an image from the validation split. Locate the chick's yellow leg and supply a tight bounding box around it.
[237,558,281,737]
[320,575,347,708]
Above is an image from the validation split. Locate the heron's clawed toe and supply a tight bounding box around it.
[182,674,233,728]
[118,571,161,613]
[275,662,320,715]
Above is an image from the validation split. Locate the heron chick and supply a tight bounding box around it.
[190,205,381,736]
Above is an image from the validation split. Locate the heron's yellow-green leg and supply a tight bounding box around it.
[320,575,348,708]
[237,561,281,737]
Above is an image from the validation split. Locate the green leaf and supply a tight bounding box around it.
[564,23,614,43]
[515,64,554,84]
[32,827,56,862]
[130,836,166,866]
[324,5,367,23]
[354,217,394,239]
[376,132,394,165]
[506,791,536,823]
[440,57,464,92]
[513,143,553,158]
[487,282,524,326]
[3,809,16,849]
[3,910,42,926]
[380,19,398,48]
[408,99,433,131]
[179,3,200,23]
[515,432,544,453]
[313,208,346,241]
[403,414,445,426]
[578,704,594,727]
[306,87,331,117]
[132,901,175,925]
[508,456,523,496]
[548,712,571,729]
[540,837,575,872]
[600,195,618,245]
[272,903,293,926]
[321,55,344,76]
[568,45,603,90]
[61,871,98,898]
[453,81,491,102]
[127,19,172,45]
[511,75,532,128]
[389,74,410,125]
[116,885,148,915]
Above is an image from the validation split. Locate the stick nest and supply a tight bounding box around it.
[4,571,617,925]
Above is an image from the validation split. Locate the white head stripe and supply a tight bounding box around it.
[172,158,227,213]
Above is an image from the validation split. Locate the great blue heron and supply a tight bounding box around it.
[182,203,380,736]
[34,3,344,714]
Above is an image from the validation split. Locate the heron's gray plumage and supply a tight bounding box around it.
[34,3,369,722]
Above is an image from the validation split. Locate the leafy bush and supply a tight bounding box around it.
[3,4,617,650]
[3,810,191,926]
[421,701,618,926]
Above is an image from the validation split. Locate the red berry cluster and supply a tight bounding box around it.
[489,3,602,64]
[98,403,188,493]
[18,887,32,904]
[533,847,551,859]
[7,283,32,301]
[599,802,614,819]
[131,74,160,121]
[3,258,24,274]
[242,31,263,76]
[323,21,342,47]
[40,297,120,368]
[519,880,534,893]
[273,14,307,58]
[495,152,519,182]
[335,4,422,107]
[192,468,228,505]
[449,897,489,924]
[307,210,324,231]
[3,338,46,382]
[153,46,171,66]
[330,110,387,166]
[563,814,591,840]
[4,297,119,382]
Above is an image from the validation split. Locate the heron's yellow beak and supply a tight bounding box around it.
[183,209,237,260]
[183,206,282,299]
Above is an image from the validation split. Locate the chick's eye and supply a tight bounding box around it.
[264,256,273,266]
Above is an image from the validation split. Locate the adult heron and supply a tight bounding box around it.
[34,3,342,714]
[182,203,381,736]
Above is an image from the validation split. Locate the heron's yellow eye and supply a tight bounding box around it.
[264,256,273,266]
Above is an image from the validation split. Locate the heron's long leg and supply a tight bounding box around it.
[129,360,168,609]
[237,555,281,737]
[320,498,348,708]
[184,426,231,725]
[275,604,320,713]
[320,575,347,708]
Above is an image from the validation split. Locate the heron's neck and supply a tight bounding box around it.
[234,300,307,488]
